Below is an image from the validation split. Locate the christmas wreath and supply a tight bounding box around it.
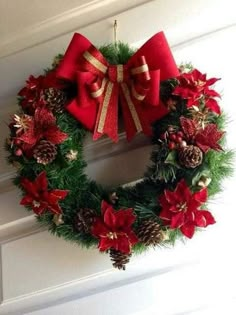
[6,32,233,270]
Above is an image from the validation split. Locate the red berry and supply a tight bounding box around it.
[168,142,176,150]
[15,148,23,156]
[14,139,21,146]
[169,134,177,141]
[176,136,183,143]
[177,131,184,138]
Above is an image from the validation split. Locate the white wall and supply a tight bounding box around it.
[0,1,236,314]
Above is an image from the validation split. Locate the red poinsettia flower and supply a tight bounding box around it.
[180,116,224,152]
[18,75,45,111]
[18,71,64,112]
[92,201,138,254]
[173,69,221,114]
[20,171,68,215]
[195,123,224,152]
[159,179,215,238]
[18,107,68,150]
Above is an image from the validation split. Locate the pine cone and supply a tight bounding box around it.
[75,208,96,233]
[178,145,203,168]
[33,140,57,165]
[137,219,164,246]
[109,249,131,270]
[44,88,67,113]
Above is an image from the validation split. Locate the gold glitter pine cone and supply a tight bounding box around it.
[43,88,67,113]
[33,140,57,165]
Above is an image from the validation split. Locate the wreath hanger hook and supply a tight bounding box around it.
[113,20,118,46]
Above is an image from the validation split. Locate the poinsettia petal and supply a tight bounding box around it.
[48,203,62,215]
[101,200,110,215]
[18,122,37,145]
[128,231,139,245]
[180,117,198,139]
[20,195,34,205]
[98,238,114,252]
[205,98,221,114]
[180,223,195,238]
[193,188,208,203]
[115,208,136,229]
[159,195,171,209]
[206,89,221,98]
[43,126,68,144]
[187,199,201,212]
[192,69,203,80]
[170,212,185,228]
[206,77,220,86]
[185,211,195,222]
[32,202,47,215]
[35,171,48,191]
[50,189,68,199]
[195,210,216,227]
[194,211,207,227]
[21,178,39,198]
[164,190,181,205]
[92,218,109,238]
[34,108,56,126]
[20,177,32,191]
[116,235,131,254]
[104,207,117,229]
[195,123,224,152]
[175,179,192,202]
[159,205,172,221]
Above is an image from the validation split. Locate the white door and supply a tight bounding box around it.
[0,1,236,314]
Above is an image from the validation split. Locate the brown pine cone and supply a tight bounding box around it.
[33,140,57,165]
[178,145,203,168]
[137,219,164,246]
[43,87,67,113]
[109,249,131,270]
[75,208,96,233]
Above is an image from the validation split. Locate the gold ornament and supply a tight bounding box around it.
[189,106,209,129]
[13,114,31,135]
[198,176,211,188]
[53,214,64,226]
[66,150,78,161]
[109,192,119,204]
[161,230,170,241]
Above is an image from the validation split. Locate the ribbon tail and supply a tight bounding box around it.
[93,82,119,142]
[120,83,152,141]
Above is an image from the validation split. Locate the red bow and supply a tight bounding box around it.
[57,32,179,142]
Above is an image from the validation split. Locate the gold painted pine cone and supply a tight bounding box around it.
[33,140,57,165]
[43,87,67,113]
[178,145,203,168]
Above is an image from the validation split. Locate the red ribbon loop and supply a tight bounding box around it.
[57,32,179,142]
